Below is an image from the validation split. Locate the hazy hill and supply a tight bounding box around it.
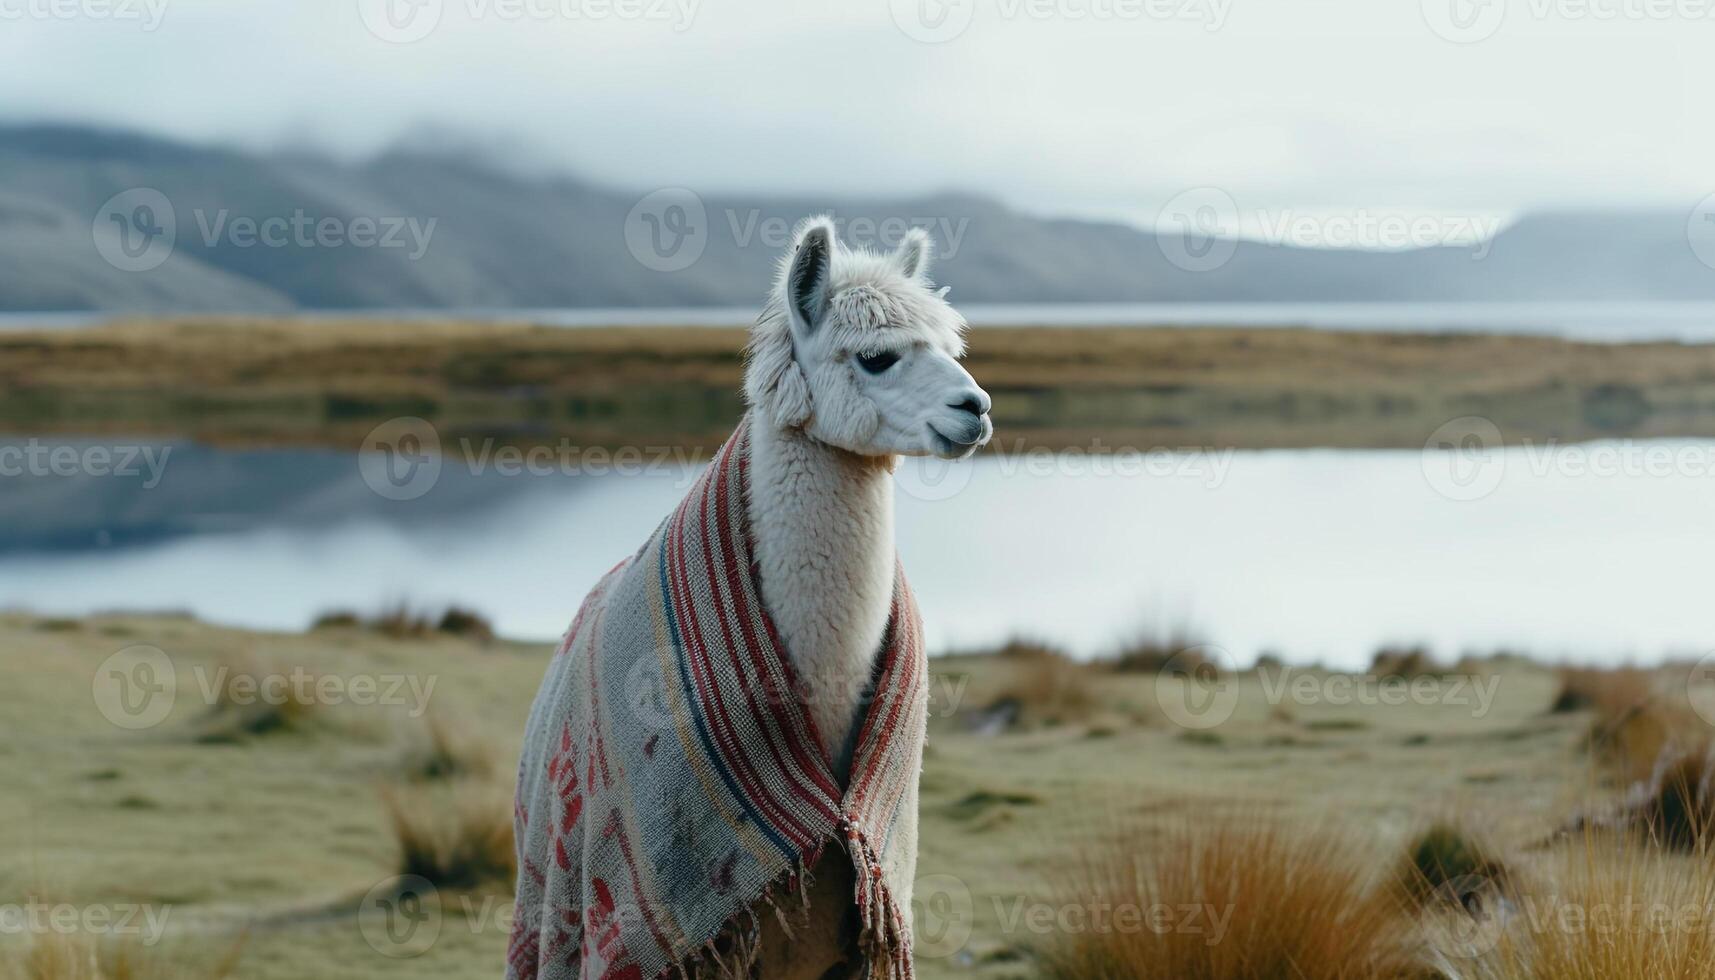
[1,124,1711,313]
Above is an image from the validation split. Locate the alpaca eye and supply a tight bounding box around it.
[856,351,900,374]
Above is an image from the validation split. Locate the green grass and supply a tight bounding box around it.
[0,613,1614,980]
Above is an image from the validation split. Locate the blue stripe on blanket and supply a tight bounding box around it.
[655,535,797,862]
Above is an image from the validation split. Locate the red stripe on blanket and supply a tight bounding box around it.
[665,486,813,848]
[705,440,843,813]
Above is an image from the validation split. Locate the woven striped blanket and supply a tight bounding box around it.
[508,417,927,980]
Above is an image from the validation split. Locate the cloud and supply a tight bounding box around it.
[0,0,1708,219]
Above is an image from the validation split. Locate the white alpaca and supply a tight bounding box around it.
[745,216,991,976]
[509,215,989,980]
[747,216,991,776]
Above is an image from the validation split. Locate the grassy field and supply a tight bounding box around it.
[6,612,1707,978]
[7,318,1715,452]
[8,317,1715,977]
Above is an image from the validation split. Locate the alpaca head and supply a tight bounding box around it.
[744,216,992,460]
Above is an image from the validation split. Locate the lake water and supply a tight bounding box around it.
[6,300,1715,342]
[4,437,1713,669]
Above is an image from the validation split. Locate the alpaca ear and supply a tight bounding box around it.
[896,226,933,279]
[786,217,835,335]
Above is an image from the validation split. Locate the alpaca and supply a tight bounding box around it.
[509,216,990,980]
[745,216,991,783]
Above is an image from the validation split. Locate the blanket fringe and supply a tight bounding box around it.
[844,821,914,980]
[644,835,912,980]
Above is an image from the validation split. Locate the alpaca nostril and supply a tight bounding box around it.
[950,390,991,417]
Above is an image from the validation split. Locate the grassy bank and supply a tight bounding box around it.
[5,318,1715,451]
[6,612,1710,978]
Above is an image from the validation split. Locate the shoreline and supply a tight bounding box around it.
[7,317,1715,452]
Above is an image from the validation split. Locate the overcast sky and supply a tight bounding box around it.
[2,0,1710,228]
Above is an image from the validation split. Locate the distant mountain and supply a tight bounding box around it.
[1,123,1712,313]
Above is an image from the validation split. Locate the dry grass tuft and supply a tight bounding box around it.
[1619,743,1715,853]
[435,607,495,644]
[405,713,500,783]
[193,655,321,743]
[1108,623,1212,676]
[314,603,495,644]
[1447,835,1715,979]
[973,640,1103,731]
[381,782,516,890]
[0,932,243,980]
[1039,817,1420,980]
[1566,667,1707,790]
[1370,647,1445,680]
[371,600,434,639]
[1550,665,1654,717]
[308,610,363,630]
[1395,823,1514,910]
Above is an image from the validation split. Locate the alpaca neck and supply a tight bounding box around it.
[746,412,897,785]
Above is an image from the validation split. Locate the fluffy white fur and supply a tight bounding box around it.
[743,217,991,976]
[745,216,990,774]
